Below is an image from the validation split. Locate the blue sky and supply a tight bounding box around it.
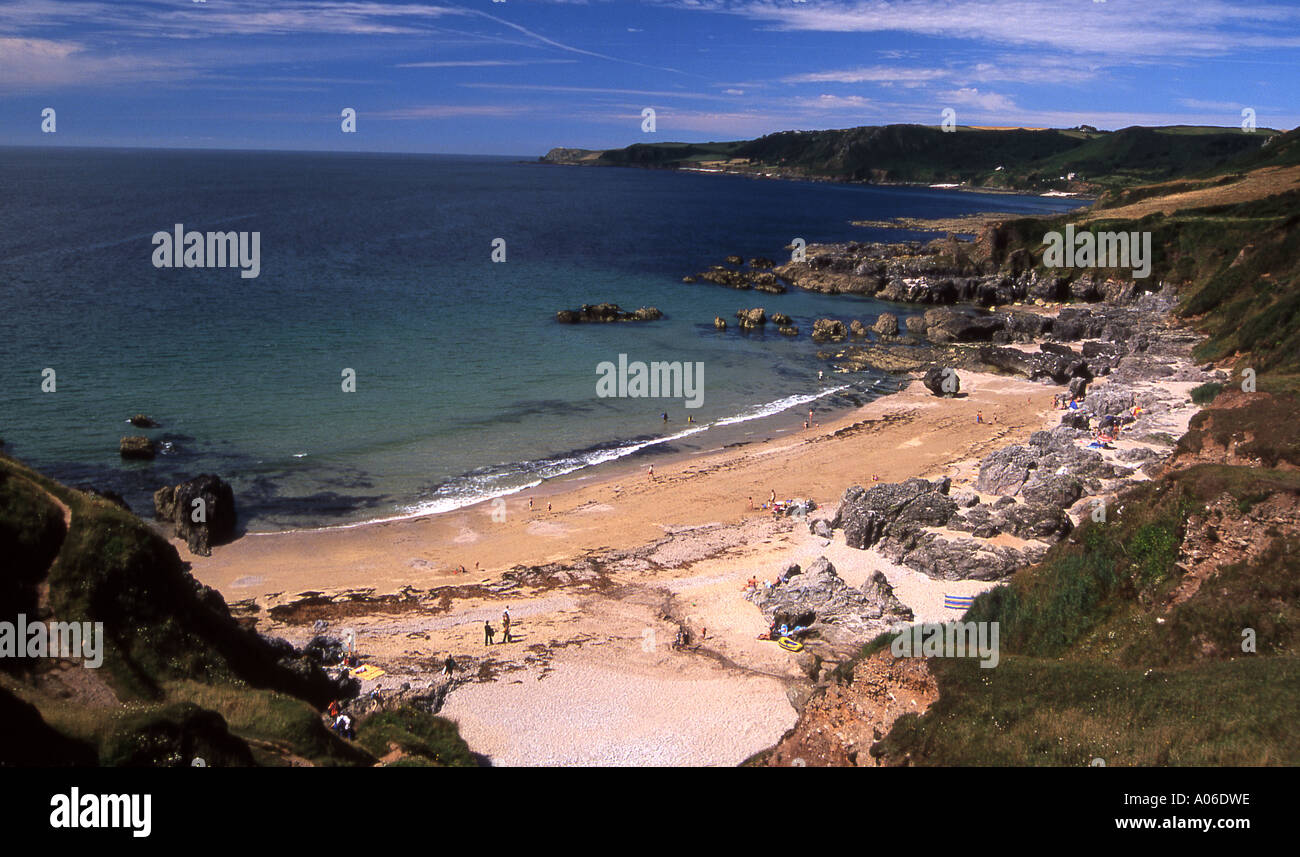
[1,0,1297,155]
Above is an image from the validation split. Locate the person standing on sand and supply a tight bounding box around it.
[748,496,754,510]
[769,489,776,505]
[976,411,983,424]
[484,621,495,646]
[502,608,512,643]
[648,464,655,481]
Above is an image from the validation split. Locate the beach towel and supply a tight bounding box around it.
[944,594,975,610]
[350,665,387,681]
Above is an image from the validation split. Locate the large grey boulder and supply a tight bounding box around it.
[834,478,956,549]
[975,445,1038,495]
[747,556,913,647]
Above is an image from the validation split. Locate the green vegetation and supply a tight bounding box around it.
[0,453,473,767]
[872,458,1300,765]
[1190,382,1224,404]
[548,124,1277,193]
[830,133,1300,765]
[355,708,478,767]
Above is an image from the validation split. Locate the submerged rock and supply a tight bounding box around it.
[555,303,662,323]
[119,436,156,460]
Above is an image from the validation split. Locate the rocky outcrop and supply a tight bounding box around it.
[811,318,848,341]
[833,478,955,550]
[771,238,1147,307]
[555,303,662,323]
[879,530,1047,581]
[872,313,899,336]
[714,315,727,330]
[120,436,156,460]
[689,259,788,293]
[745,557,913,648]
[923,307,1004,343]
[154,474,237,557]
[129,414,160,428]
[736,307,767,329]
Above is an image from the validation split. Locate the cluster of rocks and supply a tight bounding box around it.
[771,235,1149,307]
[822,474,1059,581]
[684,255,785,293]
[555,303,663,324]
[744,556,913,649]
[829,302,1170,386]
[154,473,237,556]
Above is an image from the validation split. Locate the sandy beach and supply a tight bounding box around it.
[176,369,1079,764]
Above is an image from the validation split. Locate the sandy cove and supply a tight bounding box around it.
[180,371,1069,765]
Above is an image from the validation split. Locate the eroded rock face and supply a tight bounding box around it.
[976,445,1039,495]
[154,474,237,557]
[834,478,955,549]
[879,530,1047,581]
[746,556,913,648]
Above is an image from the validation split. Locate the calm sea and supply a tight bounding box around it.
[0,148,1082,530]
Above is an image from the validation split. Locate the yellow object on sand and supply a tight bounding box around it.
[351,665,387,681]
[777,637,803,652]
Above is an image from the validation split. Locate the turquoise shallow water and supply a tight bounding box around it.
[0,148,1083,529]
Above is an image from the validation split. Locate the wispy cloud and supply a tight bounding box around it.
[667,0,1300,57]
[396,59,577,68]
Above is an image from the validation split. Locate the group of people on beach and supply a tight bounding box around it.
[484,607,513,645]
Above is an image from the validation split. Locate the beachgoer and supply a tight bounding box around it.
[502,608,512,643]
[484,620,495,646]
[809,409,814,424]
[662,412,668,423]
[528,497,534,510]
[818,370,824,381]
[547,502,552,511]
[327,700,340,718]
[976,411,983,424]
[443,656,457,676]
[769,489,776,505]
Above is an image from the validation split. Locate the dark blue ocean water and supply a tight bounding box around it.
[0,148,1082,530]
